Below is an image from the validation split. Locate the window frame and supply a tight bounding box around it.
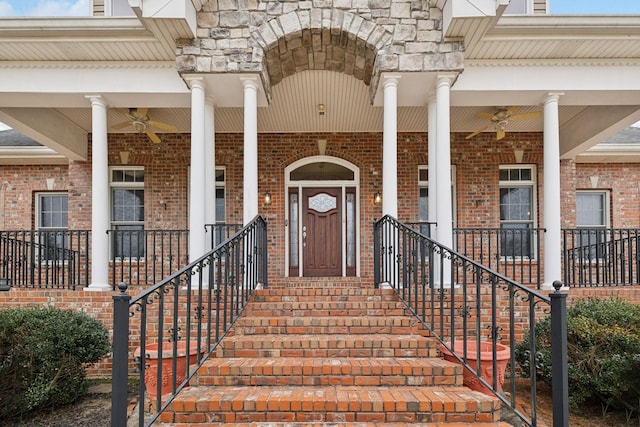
[417,165,457,231]
[575,190,610,261]
[499,165,537,260]
[35,192,69,264]
[109,166,145,260]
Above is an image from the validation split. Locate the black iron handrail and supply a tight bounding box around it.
[453,227,544,288]
[563,228,640,287]
[374,215,568,427]
[107,229,190,289]
[111,215,268,427]
[0,230,87,289]
[205,223,242,249]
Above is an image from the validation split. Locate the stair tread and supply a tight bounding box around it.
[220,334,435,346]
[201,357,458,370]
[158,423,512,426]
[169,385,500,411]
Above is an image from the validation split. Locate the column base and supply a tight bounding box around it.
[83,283,112,292]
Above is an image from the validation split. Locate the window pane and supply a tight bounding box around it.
[418,168,428,182]
[112,189,144,222]
[500,223,532,258]
[113,225,145,258]
[215,188,225,223]
[500,187,531,221]
[39,195,68,228]
[577,193,605,226]
[419,188,428,222]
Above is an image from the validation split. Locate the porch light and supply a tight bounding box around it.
[374,192,382,205]
[0,278,10,291]
[264,191,272,206]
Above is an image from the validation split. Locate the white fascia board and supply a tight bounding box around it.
[0,17,149,39]
[0,147,68,165]
[0,62,190,108]
[0,108,88,161]
[443,0,503,35]
[141,0,197,35]
[490,15,640,38]
[452,60,640,106]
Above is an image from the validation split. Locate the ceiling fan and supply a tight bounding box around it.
[111,108,177,143]
[465,107,541,141]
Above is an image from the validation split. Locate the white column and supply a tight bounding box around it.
[435,75,455,249]
[85,95,110,291]
[427,96,437,233]
[382,76,400,218]
[242,78,259,225]
[543,93,564,289]
[188,78,207,262]
[204,98,216,250]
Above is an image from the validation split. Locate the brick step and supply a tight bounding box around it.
[215,334,439,358]
[195,357,462,387]
[242,300,407,317]
[253,288,396,301]
[158,422,512,427]
[232,316,423,335]
[160,385,501,424]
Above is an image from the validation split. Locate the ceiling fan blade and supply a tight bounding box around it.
[504,106,521,116]
[476,112,496,120]
[146,129,161,143]
[496,128,506,140]
[147,120,177,132]
[136,107,149,117]
[465,125,491,140]
[111,121,132,130]
[509,111,542,121]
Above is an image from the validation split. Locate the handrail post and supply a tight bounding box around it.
[550,280,569,427]
[111,282,131,427]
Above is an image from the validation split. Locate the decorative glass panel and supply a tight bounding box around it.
[309,193,336,213]
[290,193,299,268]
[346,193,355,268]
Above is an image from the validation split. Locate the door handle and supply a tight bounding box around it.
[302,226,307,247]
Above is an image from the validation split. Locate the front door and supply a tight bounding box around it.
[302,187,342,276]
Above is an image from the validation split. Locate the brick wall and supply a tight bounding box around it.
[4,131,640,282]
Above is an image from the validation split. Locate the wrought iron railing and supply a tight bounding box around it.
[563,228,640,287]
[453,227,543,288]
[374,215,568,427]
[205,223,243,249]
[0,230,88,289]
[111,215,268,427]
[107,229,190,288]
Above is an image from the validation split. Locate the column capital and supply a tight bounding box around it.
[84,95,105,106]
[543,92,564,104]
[184,76,205,90]
[382,74,401,88]
[436,72,458,88]
[240,77,259,90]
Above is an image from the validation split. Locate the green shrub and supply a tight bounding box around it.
[515,297,640,417]
[0,306,111,420]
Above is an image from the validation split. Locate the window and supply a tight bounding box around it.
[576,191,609,260]
[36,193,68,262]
[504,0,531,14]
[499,166,535,258]
[213,167,228,245]
[417,166,456,237]
[110,168,144,258]
[107,0,135,16]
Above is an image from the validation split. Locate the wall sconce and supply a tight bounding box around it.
[264,191,272,206]
[0,277,11,291]
[374,192,382,205]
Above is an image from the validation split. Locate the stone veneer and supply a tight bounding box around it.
[176,0,465,102]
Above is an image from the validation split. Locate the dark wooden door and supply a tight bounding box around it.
[302,188,342,277]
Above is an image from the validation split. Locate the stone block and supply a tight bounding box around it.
[390,2,411,18]
[197,12,215,28]
[176,55,197,72]
[220,11,251,27]
[279,12,302,40]
[368,0,390,8]
[399,53,423,71]
[393,24,416,41]
[197,56,212,72]
[218,0,238,11]
[210,28,231,39]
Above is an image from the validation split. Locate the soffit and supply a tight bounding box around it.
[0,17,189,61]
[449,15,640,60]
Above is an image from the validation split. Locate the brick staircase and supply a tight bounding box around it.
[157,284,511,426]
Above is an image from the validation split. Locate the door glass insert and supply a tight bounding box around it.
[289,192,299,268]
[291,162,354,181]
[308,193,337,213]
[346,192,355,268]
